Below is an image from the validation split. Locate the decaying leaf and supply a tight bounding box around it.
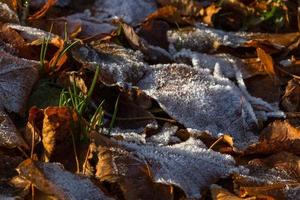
[17,159,112,200]
[234,153,300,199]
[0,2,19,23]
[28,0,58,20]
[210,184,254,200]
[256,47,276,79]
[282,78,300,112]
[156,0,204,17]
[0,50,39,113]
[89,133,240,199]
[0,111,29,149]
[42,107,78,164]
[245,120,300,155]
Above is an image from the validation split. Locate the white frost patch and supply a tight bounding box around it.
[37,162,112,200]
[0,3,19,23]
[137,63,259,149]
[167,25,247,52]
[147,123,180,145]
[122,137,240,199]
[92,0,157,25]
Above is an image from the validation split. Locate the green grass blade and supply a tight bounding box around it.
[109,95,119,134]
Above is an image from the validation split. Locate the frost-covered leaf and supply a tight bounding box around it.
[0,111,29,149]
[173,49,262,79]
[90,133,240,199]
[0,2,19,23]
[72,43,149,87]
[137,63,259,149]
[167,25,248,52]
[122,137,239,198]
[17,159,112,200]
[92,0,157,25]
[0,50,39,113]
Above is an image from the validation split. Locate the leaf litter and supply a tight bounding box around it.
[1,0,300,199]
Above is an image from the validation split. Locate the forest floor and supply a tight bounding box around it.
[0,0,300,199]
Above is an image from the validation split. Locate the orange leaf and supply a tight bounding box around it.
[28,0,57,20]
[256,47,276,79]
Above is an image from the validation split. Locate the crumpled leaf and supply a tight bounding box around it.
[282,78,300,112]
[156,0,204,17]
[245,120,300,155]
[0,110,29,149]
[210,184,254,200]
[0,50,39,113]
[234,153,300,199]
[42,107,78,164]
[89,133,240,199]
[17,159,112,200]
[0,2,19,23]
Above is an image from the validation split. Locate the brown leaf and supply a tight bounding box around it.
[87,133,173,200]
[0,2,19,23]
[144,6,193,25]
[202,4,221,26]
[28,0,57,20]
[17,159,112,199]
[24,107,44,148]
[234,152,300,199]
[245,120,300,155]
[156,0,204,17]
[42,107,78,165]
[88,133,238,199]
[210,184,254,200]
[0,111,29,149]
[256,47,276,79]
[0,50,39,113]
[282,79,300,112]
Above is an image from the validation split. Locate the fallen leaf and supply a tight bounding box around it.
[0,50,39,113]
[234,153,300,199]
[87,134,173,200]
[282,78,300,112]
[210,184,254,200]
[156,0,204,17]
[89,133,239,199]
[0,2,19,23]
[256,47,276,79]
[28,0,58,20]
[17,159,112,199]
[202,3,221,26]
[42,106,78,165]
[0,110,29,149]
[245,120,300,155]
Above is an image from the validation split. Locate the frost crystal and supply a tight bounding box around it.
[138,63,259,149]
[167,25,247,52]
[122,137,239,198]
[92,0,157,25]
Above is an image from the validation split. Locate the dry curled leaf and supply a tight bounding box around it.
[282,79,300,112]
[28,0,58,20]
[210,184,255,200]
[0,50,39,113]
[256,47,276,79]
[17,159,112,200]
[245,120,300,155]
[42,107,78,164]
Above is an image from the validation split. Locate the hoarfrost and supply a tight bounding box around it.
[167,25,247,52]
[122,137,240,199]
[92,0,157,25]
[0,3,19,23]
[137,63,259,149]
